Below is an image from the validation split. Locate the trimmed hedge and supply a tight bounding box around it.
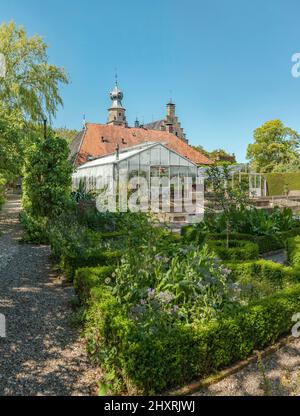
[287,236,300,270]
[227,260,298,285]
[263,172,300,196]
[84,283,300,394]
[98,231,126,240]
[61,249,122,281]
[207,240,259,261]
[181,226,300,254]
[74,265,116,303]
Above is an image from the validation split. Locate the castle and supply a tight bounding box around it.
[69,80,212,167]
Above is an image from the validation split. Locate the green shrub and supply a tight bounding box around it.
[287,236,300,270]
[19,211,49,244]
[0,174,6,210]
[225,260,299,300]
[162,232,183,244]
[182,227,300,254]
[181,225,205,244]
[74,265,116,303]
[84,283,300,394]
[99,231,126,240]
[247,228,300,251]
[21,134,72,242]
[207,240,259,261]
[264,172,300,196]
[61,249,122,281]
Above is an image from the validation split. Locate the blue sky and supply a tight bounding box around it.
[1,0,300,162]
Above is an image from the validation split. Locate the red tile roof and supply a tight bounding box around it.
[71,123,213,166]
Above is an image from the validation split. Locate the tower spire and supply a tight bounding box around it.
[107,75,127,127]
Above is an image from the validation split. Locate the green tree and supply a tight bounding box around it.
[205,165,250,247]
[0,21,68,121]
[21,134,73,242]
[209,149,236,164]
[0,106,24,179]
[247,120,300,173]
[193,146,236,164]
[54,127,80,144]
[192,145,211,158]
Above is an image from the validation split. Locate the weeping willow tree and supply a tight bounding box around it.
[0,21,69,204]
[0,21,69,121]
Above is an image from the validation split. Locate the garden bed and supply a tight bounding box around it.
[47,204,300,395]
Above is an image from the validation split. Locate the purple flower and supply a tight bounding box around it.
[147,288,155,298]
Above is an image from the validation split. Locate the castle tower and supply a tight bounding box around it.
[107,77,127,127]
[166,101,176,118]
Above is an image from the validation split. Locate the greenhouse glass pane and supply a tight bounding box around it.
[139,165,150,182]
[160,147,170,165]
[179,167,189,177]
[170,167,179,178]
[170,152,180,165]
[151,147,160,164]
[140,150,150,164]
[128,156,139,171]
[179,157,189,166]
[119,160,128,170]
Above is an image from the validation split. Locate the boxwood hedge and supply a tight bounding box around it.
[181,226,300,254]
[287,236,300,270]
[207,240,259,261]
[83,282,300,394]
[74,265,116,303]
[61,249,122,281]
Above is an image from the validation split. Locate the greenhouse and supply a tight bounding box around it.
[72,142,204,215]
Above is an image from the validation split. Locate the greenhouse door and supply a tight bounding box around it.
[249,174,262,197]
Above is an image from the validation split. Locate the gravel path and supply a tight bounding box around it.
[262,249,287,265]
[193,337,300,396]
[0,195,100,396]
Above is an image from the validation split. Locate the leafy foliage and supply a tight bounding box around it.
[207,240,259,261]
[193,145,236,164]
[54,127,79,144]
[22,134,72,218]
[205,165,250,246]
[263,172,300,196]
[0,21,68,121]
[21,134,73,242]
[45,188,300,394]
[197,206,298,238]
[247,120,300,173]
